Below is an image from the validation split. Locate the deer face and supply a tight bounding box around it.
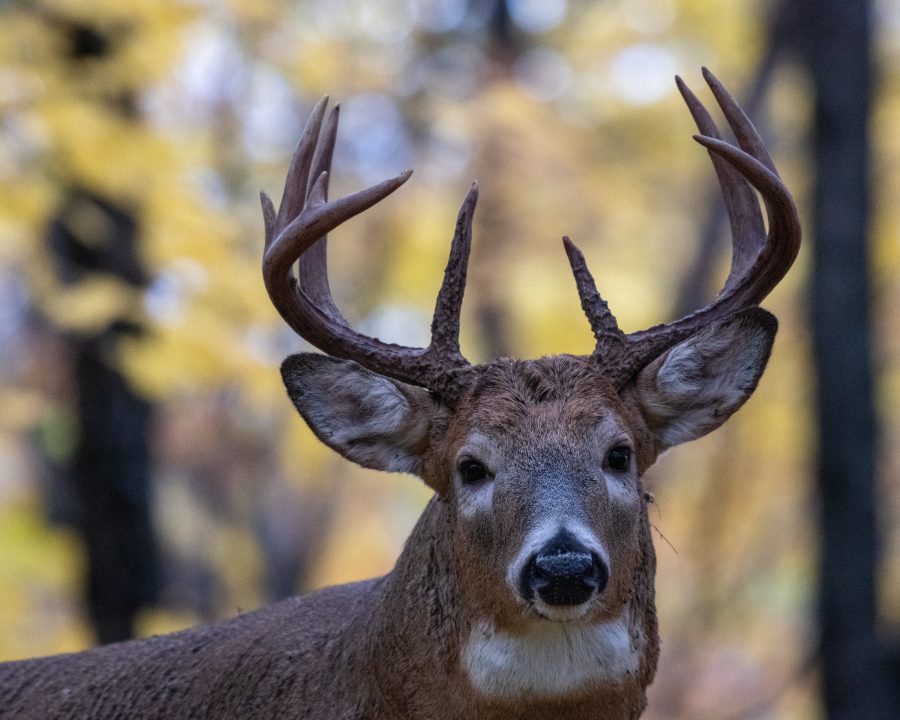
[282,307,776,628]
[443,357,648,626]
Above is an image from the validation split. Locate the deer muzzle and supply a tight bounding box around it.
[521,531,609,608]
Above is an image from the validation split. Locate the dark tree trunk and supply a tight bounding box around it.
[802,0,900,716]
[71,335,158,643]
[47,190,160,644]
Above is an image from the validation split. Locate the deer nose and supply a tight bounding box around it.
[522,533,608,607]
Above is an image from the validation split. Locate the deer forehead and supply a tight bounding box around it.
[452,356,636,441]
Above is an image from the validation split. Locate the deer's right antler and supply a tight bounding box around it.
[262,98,477,401]
[564,68,801,384]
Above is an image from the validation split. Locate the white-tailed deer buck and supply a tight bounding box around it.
[0,69,799,719]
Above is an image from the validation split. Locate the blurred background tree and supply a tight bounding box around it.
[1,0,899,717]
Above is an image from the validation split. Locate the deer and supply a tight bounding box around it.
[0,68,799,719]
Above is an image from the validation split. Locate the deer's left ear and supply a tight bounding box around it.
[629,307,777,451]
[281,354,436,477]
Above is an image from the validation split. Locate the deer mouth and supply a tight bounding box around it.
[530,599,597,623]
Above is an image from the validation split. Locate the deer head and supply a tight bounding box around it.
[262,69,800,701]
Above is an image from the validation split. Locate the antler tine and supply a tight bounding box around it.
[275,97,329,234]
[702,67,777,173]
[308,104,339,196]
[261,97,331,254]
[602,73,801,384]
[297,104,342,322]
[261,191,277,251]
[676,75,766,280]
[691,69,800,301]
[263,98,475,401]
[428,183,478,363]
[691,135,800,301]
[562,236,624,355]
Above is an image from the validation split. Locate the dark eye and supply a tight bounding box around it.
[607,446,631,472]
[458,459,489,484]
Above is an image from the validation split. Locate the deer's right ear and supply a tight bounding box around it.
[281,354,435,477]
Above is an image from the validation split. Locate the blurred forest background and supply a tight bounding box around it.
[0,0,898,717]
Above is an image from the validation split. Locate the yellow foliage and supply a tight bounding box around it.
[43,100,164,200]
[41,275,143,332]
[0,498,91,661]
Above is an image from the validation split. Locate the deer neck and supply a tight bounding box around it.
[352,496,660,719]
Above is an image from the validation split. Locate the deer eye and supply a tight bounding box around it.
[606,446,632,473]
[458,459,489,484]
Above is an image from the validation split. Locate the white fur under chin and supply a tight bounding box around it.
[462,615,641,699]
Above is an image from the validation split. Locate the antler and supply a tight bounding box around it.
[262,98,476,400]
[564,68,801,384]
[265,71,799,399]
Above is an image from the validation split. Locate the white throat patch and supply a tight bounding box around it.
[462,616,641,699]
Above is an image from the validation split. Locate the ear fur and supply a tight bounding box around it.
[281,354,435,476]
[631,307,777,451]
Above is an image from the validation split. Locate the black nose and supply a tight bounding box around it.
[522,532,608,607]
